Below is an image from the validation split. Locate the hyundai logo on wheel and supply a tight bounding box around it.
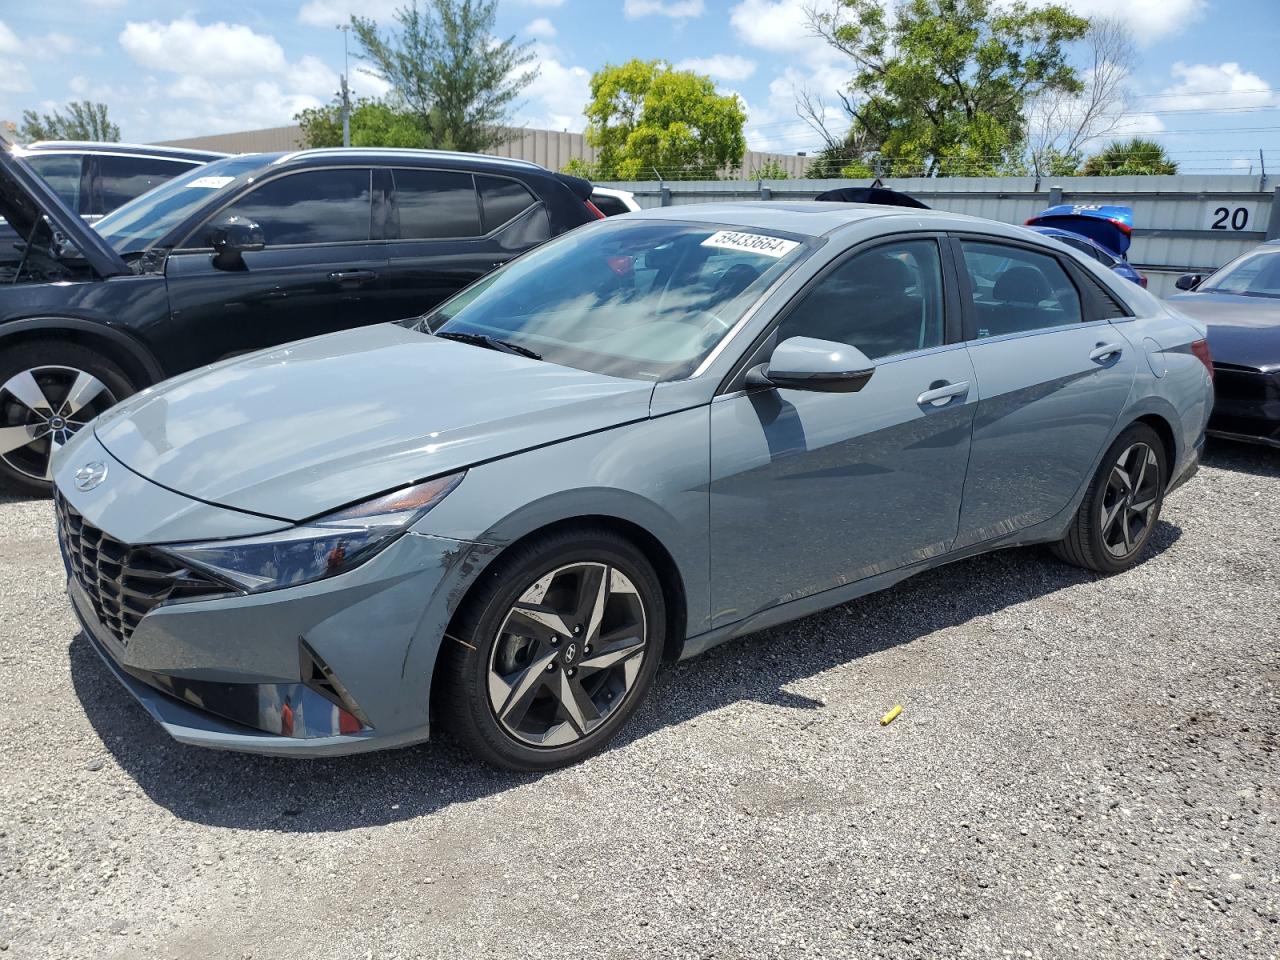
[73,461,108,492]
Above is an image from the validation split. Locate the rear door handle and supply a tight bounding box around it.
[917,380,970,407]
[327,269,378,284]
[1089,342,1125,363]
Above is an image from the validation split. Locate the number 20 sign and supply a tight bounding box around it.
[1203,202,1257,231]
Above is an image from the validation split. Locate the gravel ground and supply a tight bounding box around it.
[0,440,1276,960]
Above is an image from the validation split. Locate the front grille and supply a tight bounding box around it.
[55,493,231,646]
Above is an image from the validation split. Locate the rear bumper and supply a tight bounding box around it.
[1168,433,1204,494]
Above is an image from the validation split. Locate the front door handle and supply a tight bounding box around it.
[917,380,970,407]
[1089,342,1125,363]
[327,269,378,284]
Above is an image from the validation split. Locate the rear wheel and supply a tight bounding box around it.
[0,341,134,496]
[1051,422,1167,573]
[439,527,664,770]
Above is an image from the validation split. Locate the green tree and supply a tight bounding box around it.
[19,101,119,142]
[352,0,537,153]
[1080,137,1177,176]
[750,158,791,180]
[579,59,746,180]
[295,97,428,148]
[808,0,1088,176]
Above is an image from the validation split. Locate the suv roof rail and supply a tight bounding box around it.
[271,147,544,170]
[23,140,230,160]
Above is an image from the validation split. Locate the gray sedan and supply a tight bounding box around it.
[52,203,1214,770]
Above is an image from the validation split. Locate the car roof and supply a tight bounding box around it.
[620,201,1008,239]
[266,147,547,176]
[19,140,229,162]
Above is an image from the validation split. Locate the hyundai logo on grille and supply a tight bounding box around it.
[74,461,108,491]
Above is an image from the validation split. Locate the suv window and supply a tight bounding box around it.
[476,175,537,232]
[218,168,372,246]
[961,241,1083,339]
[591,194,631,217]
[777,239,946,359]
[25,154,83,213]
[391,169,480,239]
[96,155,198,216]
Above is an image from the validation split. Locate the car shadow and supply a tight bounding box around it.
[69,521,1183,834]
[1202,437,1280,478]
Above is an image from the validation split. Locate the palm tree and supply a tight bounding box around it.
[1081,138,1177,176]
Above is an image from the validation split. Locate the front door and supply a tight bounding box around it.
[951,237,1137,547]
[709,237,976,628]
[162,166,389,370]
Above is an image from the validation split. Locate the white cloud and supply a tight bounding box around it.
[120,19,287,76]
[730,0,830,56]
[297,0,403,27]
[624,0,706,19]
[675,54,757,82]
[0,21,22,54]
[0,63,32,95]
[351,67,392,99]
[524,17,557,38]
[518,45,591,132]
[1157,62,1277,110]
[1055,0,1205,43]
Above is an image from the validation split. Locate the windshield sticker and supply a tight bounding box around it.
[187,175,236,189]
[700,230,799,258]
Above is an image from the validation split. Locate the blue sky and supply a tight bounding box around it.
[2,0,1279,173]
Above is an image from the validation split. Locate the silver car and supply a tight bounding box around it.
[52,204,1214,770]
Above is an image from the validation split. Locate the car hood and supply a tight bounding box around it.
[1166,293,1280,371]
[0,146,130,278]
[93,324,656,523]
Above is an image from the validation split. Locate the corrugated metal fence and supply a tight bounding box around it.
[596,175,1280,298]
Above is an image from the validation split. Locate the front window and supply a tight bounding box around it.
[93,154,263,255]
[1199,248,1280,299]
[422,219,813,381]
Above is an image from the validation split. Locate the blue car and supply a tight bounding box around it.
[53,203,1212,769]
[1026,204,1147,287]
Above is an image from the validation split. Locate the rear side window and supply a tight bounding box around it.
[476,175,537,231]
[220,168,372,246]
[391,169,481,239]
[960,241,1083,339]
[591,194,631,217]
[96,156,197,215]
[25,154,83,213]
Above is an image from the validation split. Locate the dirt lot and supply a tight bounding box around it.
[0,440,1276,960]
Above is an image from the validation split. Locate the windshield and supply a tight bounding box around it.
[93,154,263,255]
[422,219,812,381]
[1200,247,1280,299]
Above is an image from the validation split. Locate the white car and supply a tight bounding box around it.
[590,187,641,216]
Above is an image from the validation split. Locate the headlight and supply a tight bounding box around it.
[158,472,464,593]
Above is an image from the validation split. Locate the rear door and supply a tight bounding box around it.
[952,236,1137,548]
[163,166,388,367]
[88,154,202,219]
[376,168,552,320]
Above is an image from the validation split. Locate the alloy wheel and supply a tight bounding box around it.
[488,562,648,748]
[1099,441,1160,558]
[0,366,117,482]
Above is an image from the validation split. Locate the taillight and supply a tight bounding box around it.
[1138,273,1148,288]
[1190,338,1213,380]
[584,199,606,220]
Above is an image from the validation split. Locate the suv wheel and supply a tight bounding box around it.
[0,341,134,496]
[439,527,665,770]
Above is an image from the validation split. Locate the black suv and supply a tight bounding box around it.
[0,146,602,492]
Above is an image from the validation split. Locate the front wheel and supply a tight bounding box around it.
[438,527,665,770]
[1051,422,1167,574]
[0,341,135,496]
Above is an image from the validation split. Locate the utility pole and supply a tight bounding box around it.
[337,24,351,148]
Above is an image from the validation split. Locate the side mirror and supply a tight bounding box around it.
[208,215,264,270]
[746,336,876,393]
[1175,273,1203,291]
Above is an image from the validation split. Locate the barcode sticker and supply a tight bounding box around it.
[700,230,800,258]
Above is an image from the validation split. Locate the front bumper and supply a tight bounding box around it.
[1208,365,1280,447]
[56,436,487,757]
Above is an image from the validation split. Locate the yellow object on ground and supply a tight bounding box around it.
[880,704,903,726]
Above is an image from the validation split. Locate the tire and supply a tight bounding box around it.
[0,340,135,497]
[438,526,665,771]
[1050,422,1167,574]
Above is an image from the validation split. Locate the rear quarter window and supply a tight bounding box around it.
[477,175,538,231]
